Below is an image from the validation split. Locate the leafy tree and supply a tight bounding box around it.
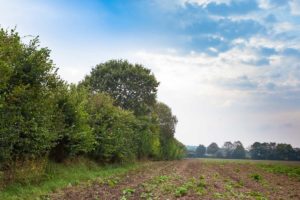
[223,141,234,158]
[231,141,246,159]
[0,29,60,164]
[87,93,137,163]
[50,84,96,162]
[154,102,178,138]
[195,144,206,157]
[294,148,300,161]
[133,115,161,160]
[207,142,219,155]
[82,60,159,115]
[275,143,295,161]
[154,102,182,160]
[250,142,277,160]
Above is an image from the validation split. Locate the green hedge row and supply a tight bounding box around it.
[0,29,186,179]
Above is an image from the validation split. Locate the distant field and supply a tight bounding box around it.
[1,158,300,199]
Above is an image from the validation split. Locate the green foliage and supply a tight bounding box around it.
[50,85,96,162]
[250,173,263,182]
[0,28,185,187]
[82,60,159,115]
[87,93,137,163]
[207,142,219,155]
[174,186,188,197]
[196,144,206,157]
[0,158,139,200]
[0,28,60,165]
[161,138,186,160]
[258,163,300,180]
[250,142,298,160]
[134,115,161,159]
[154,102,185,160]
[231,141,246,159]
[154,102,177,138]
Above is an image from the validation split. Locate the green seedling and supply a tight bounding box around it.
[250,173,263,182]
[175,186,188,197]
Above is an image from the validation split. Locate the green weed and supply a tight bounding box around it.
[250,173,263,182]
[174,186,188,197]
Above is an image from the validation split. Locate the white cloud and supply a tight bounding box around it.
[290,0,300,15]
[181,0,231,6]
[258,0,272,9]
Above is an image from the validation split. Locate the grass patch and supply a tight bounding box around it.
[257,163,300,180]
[174,186,188,197]
[250,173,263,182]
[0,158,140,200]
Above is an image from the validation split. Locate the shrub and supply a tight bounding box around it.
[0,29,60,166]
[87,93,137,163]
[50,85,96,162]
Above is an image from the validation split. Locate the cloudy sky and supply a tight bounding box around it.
[1,0,300,147]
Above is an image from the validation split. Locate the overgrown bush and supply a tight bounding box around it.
[50,84,96,162]
[0,29,59,166]
[87,93,137,163]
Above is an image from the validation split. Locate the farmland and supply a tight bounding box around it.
[50,159,300,200]
[2,158,297,200]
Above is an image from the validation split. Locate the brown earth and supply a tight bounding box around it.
[50,159,300,200]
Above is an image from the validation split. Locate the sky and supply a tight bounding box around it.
[1,0,300,148]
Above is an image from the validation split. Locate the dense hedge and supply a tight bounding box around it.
[0,29,185,181]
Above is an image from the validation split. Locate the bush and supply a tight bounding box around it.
[50,85,96,162]
[0,29,60,165]
[87,93,137,163]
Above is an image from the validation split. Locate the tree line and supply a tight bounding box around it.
[188,141,300,161]
[0,29,186,182]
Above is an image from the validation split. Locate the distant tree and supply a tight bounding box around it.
[250,142,270,160]
[231,141,246,159]
[186,150,196,158]
[250,142,298,161]
[276,143,296,160]
[223,141,234,158]
[154,102,177,138]
[250,142,279,160]
[195,145,206,157]
[295,148,300,161]
[82,60,159,115]
[216,150,225,158]
[207,142,219,155]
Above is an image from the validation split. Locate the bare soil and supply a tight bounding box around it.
[50,159,300,200]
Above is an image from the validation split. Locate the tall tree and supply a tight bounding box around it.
[250,142,277,160]
[82,60,159,115]
[87,93,137,163]
[154,102,178,138]
[276,143,296,161]
[50,84,96,162]
[195,144,206,157]
[207,142,219,155]
[154,102,184,160]
[231,141,246,159]
[223,141,234,158]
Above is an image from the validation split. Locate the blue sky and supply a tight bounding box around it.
[1,0,300,147]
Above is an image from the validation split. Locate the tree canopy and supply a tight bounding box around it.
[82,60,159,116]
[207,142,219,155]
[195,144,206,157]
